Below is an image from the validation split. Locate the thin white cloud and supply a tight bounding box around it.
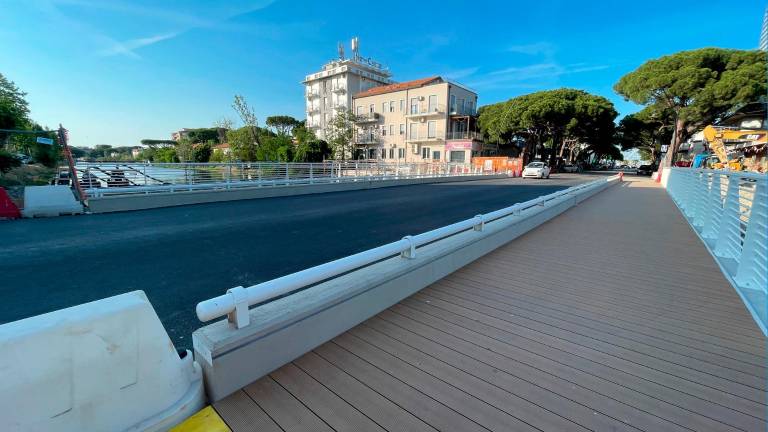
[98,33,179,58]
[469,62,610,90]
[507,42,556,57]
[443,66,480,80]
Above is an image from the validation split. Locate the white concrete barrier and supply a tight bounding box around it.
[22,185,83,217]
[0,291,204,432]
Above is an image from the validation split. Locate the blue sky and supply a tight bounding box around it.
[1,0,765,147]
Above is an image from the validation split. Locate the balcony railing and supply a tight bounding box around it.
[331,85,346,94]
[406,133,445,143]
[448,105,478,116]
[405,103,446,117]
[445,131,483,140]
[355,136,381,145]
[333,104,348,111]
[354,112,380,123]
[305,89,320,99]
[306,106,320,114]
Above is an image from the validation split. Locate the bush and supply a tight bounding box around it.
[154,147,178,163]
[0,149,21,174]
[193,142,213,162]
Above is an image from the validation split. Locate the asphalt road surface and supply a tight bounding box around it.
[1,172,608,347]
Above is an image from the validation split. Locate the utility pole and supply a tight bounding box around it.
[58,125,86,203]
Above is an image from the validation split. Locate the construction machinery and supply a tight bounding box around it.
[701,102,767,172]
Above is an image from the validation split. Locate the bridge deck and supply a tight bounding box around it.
[213,178,766,432]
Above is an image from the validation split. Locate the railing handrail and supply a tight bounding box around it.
[195,174,622,327]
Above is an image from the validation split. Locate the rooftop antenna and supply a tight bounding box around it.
[337,41,345,60]
[351,37,359,61]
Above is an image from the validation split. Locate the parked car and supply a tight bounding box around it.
[562,164,578,173]
[522,161,551,179]
[636,164,656,176]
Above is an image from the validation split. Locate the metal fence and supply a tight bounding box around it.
[666,168,767,334]
[69,161,486,198]
[195,174,622,328]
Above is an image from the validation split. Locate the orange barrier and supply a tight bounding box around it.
[472,157,523,177]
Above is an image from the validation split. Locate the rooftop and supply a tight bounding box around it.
[354,76,443,98]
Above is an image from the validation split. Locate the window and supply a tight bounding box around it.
[432,151,441,160]
[398,148,405,158]
[381,125,387,136]
[410,98,419,114]
[428,95,437,112]
[450,150,466,163]
[323,97,327,108]
[389,101,395,112]
[421,147,431,159]
[427,121,436,138]
[368,149,376,159]
[356,106,363,115]
[399,124,405,135]
[450,94,457,113]
[382,102,387,113]
[388,124,393,136]
[467,100,475,115]
[369,104,374,113]
[380,148,387,159]
[458,99,465,115]
[399,100,405,112]
[389,148,394,159]
[409,123,418,140]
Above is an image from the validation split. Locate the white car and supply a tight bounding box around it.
[562,163,578,173]
[522,161,551,179]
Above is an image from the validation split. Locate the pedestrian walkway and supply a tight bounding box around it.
[213,177,766,432]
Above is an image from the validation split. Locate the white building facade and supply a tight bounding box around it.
[303,40,393,140]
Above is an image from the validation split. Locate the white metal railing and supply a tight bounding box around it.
[406,103,446,116]
[445,131,483,140]
[196,174,622,328]
[71,162,488,198]
[666,168,767,333]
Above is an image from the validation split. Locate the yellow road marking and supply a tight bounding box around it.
[170,405,229,432]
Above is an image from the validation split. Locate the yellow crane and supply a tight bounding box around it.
[701,103,766,171]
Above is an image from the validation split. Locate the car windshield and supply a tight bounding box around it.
[527,162,544,168]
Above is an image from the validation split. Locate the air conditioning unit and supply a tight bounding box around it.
[411,144,419,154]
[418,96,425,101]
[419,117,426,123]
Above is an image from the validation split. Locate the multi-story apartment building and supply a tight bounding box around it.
[351,76,481,163]
[303,39,393,140]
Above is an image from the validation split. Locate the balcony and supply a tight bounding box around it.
[305,89,320,99]
[355,135,381,145]
[331,84,346,94]
[446,130,483,141]
[405,133,445,143]
[306,106,320,114]
[405,103,446,118]
[333,104,348,111]
[449,106,477,116]
[354,112,380,123]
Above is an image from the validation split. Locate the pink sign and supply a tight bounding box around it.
[445,140,473,150]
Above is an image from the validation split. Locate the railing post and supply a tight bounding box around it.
[691,170,709,228]
[713,174,742,260]
[285,162,289,184]
[309,164,314,184]
[700,173,723,240]
[226,286,250,329]
[734,179,767,291]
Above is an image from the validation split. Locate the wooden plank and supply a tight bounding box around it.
[392,301,762,432]
[436,275,766,369]
[366,312,687,432]
[243,376,333,432]
[213,390,282,432]
[353,319,635,431]
[313,342,485,432]
[293,351,438,432]
[270,363,386,432]
[345,324,591,431]
[429,281,766,387]
[332,332,539,432]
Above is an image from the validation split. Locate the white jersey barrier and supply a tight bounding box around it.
[0,291,204,432]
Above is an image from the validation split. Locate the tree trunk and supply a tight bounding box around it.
[661,117,684,168]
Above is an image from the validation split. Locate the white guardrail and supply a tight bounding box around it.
[666,168,767,333]
[66,161,486,198]
[196,174,623,328]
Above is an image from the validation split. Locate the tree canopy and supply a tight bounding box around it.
[326,110,358,161]
[614,48,766,165]
[140,139,177,147]
[478,88,619,163]
[266,115,301,136]
[0,73,30,137]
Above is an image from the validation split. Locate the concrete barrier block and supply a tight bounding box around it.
[0,291,204,432]
[22,186,83,217]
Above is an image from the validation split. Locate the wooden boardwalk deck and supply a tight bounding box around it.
[213,178,766,432]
